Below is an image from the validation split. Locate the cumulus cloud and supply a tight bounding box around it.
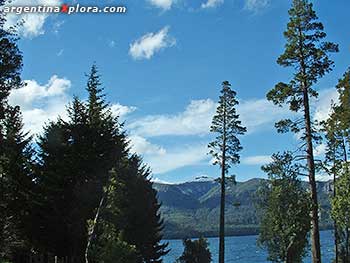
[129,135,166,156]
[244,0,270,12]
[9,75,71,134]
[129,26,176,60]
[128,99,216,137]
[201,0,224,9]
[315,173,332,182]
[9,75,70,109]
[5,0,62,38]
[239,98,292,133]
[8,76,133,136]
[313,88,339,122]
[110,103,136,119]
[147,0,174,10]
[128,97,291,137]
[314,144,326,157]
[242,155,272,165]
[145,144,209,174]
[127,87,339,139]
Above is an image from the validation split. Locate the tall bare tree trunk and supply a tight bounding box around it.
[219,108,227,263]
[85,193,105,263]
[334,170,339,263]
[219,155,226,263]
[302,83,322,263]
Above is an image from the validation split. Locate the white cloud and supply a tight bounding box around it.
[8,75,71,134]
[110,103,136,119]
[128,99,216,137]
[201,0,224,9]
[314,144,326,157]
[315,173,332,182]
[9,75,70,109]
[128,134,209,174]
[244,0,270,12]
[5,0,62,38]
[129,26,176,60]
[129,135,166,156]
[242,155,272,165]
[128,97,291,137]
[151,177,173,184]
[147,0,174,10]
[145,144,209,174]
[313,88,339,122]
[239,98,292,133]
[127,88,337,139]
[8,76,133,136]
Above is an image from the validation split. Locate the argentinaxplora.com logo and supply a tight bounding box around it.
[2,3,127,15]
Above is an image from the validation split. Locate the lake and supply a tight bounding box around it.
[163,230,335,263]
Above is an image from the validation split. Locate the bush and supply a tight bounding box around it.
[176,237,211,263]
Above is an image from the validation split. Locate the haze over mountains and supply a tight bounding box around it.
[154,179,334,239]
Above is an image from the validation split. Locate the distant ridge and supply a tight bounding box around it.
[154,178,333,239]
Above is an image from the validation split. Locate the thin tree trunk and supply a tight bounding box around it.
[334,182,339,263]
[219,104,227,263]
[85,193,105,263]
[333,148,339,263]
[302,83,322,263]
[219,155,226,263]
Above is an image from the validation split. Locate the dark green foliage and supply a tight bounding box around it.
[176,237,212,263]
[112,155,169,263]
[89,218,139,263]
[35,65,128,259]
[257,152,311,263]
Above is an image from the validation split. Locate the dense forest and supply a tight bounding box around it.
[1,0,350,263]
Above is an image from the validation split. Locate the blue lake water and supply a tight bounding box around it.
[163,230,334,263]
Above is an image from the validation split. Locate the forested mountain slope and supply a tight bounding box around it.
[154,179,333,239]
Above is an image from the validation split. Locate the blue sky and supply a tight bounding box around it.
[5,0,350,183]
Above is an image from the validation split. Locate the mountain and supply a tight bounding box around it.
[154,178,333,239]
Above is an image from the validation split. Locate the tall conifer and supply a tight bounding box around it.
[266,1,338,261]
[209,81,246,263]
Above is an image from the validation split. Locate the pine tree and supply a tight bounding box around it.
[208,81,246,263]
[36,65,128,260]
[266,1,338,262]
[36,64,168,262]
[257,152,311,263]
